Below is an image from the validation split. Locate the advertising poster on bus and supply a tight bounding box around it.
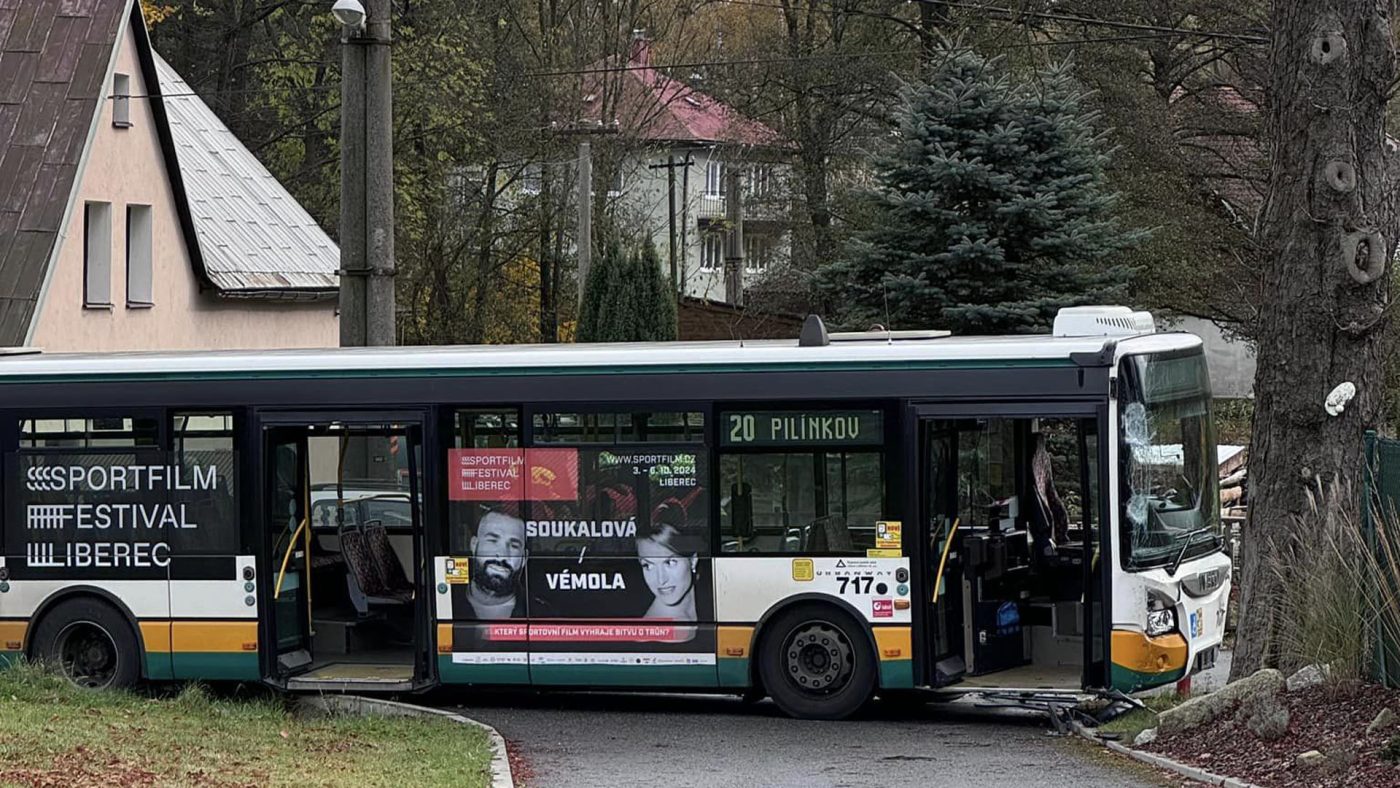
[447,446,713,660]
[4,450,238,580]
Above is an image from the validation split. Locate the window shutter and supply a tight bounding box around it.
[83,202,112,307]
[126,204,153,306]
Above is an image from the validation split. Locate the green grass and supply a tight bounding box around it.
[0,663,492,787]
[1096,693,1184,743]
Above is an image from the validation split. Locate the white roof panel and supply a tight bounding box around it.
[0,332,1205,380]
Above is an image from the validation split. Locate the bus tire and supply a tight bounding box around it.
[30,597,140,691]
[758,603,875,720]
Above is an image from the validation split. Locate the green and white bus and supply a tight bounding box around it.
[0,306,1229,719]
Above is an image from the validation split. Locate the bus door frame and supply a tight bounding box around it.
[251,408,438,688]
[909,400,1112,691]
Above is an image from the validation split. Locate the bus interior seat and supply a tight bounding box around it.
[340,521,413,617]
[1029,433,1085,601]
[802,516,854,553]
[364,521,414,599]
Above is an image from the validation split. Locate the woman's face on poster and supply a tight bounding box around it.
[637,537,696,607]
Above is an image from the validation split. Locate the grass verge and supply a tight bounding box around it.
[1095,693,1183,743]
[0,662,492,787]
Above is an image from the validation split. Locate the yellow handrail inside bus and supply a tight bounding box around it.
[303,474,313,629]
[931,517,960,604]
[274,516,307,600]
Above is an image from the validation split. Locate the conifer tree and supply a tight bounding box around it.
[577,238,677,342]
[820,46,1142,334]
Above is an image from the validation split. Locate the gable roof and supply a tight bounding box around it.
[0,0,336,346]
[154,53,338,296]
[0,0,129,344]
[582,38,781,147]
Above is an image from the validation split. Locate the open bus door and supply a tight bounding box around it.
[915,402,1111,693]
[256,411,434,691]
[265,428,312,676]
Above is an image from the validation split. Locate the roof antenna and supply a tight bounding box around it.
[799,314,829,347]
[881,280,894,344]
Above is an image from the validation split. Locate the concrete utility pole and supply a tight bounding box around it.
[723,167,745,306]
[337,0,395,347]
[576,141,592,303]
[647,154,695,297]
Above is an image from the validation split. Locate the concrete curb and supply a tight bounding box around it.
[1069,719,1261,788]
[300,695,513,788]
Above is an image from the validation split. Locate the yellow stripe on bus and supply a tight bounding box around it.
[717,626,754,659]
[1111,629,1188,675]
[139,621,172,653]
[873,626,912,661]
[0,621,27,651]
[171,621,259,654]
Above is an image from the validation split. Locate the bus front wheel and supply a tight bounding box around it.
[758,604,875,720]
[32,598,140,691]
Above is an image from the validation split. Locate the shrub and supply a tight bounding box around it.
[1381,734,1400,764]
[1243,695,1290,741]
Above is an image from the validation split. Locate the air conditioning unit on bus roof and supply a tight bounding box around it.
[1052,306,1155,338]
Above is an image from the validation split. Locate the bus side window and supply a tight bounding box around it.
[719,450,885,554]
[170,412,239,558]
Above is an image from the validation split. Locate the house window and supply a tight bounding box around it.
[745,165,774,198]
[83,201,112,308]
[607,167,625,197]
[700,233,724,270]
[126,204,153,307]
[744,234,773,273]
[520,164,543,195]
[704,160,724,198]
[112,73,131,128]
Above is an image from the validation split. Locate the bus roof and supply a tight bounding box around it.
[0,332,1204,383]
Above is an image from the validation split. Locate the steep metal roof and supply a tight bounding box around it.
[0,0,129,345]
[153,52,337,297]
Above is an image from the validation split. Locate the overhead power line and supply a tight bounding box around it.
[918,0,1268,44]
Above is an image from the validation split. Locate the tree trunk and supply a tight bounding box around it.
[1230,1,1395,679]
[539,169,556,343]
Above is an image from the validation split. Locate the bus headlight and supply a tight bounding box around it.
[1147,593,1177,636]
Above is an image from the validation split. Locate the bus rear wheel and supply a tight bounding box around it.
[758,604,875,720]
[32,598,140,691]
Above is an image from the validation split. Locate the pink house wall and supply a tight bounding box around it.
[29,22,338,352]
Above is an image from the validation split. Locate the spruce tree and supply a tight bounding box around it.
[820,46,1143,334]
[577,238,677,342]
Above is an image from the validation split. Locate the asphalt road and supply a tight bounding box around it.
[433,691,1175,788]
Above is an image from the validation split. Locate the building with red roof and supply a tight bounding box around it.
[571,34,791,304]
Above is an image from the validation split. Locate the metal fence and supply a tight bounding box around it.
[1363,431,1400,686]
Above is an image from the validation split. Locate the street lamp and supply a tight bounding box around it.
[330,0,366,32]
[333,0,394,347]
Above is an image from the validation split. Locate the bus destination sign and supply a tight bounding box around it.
[721,410,883,447]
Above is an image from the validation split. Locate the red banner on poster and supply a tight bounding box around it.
[483,623,687,643]
[448,448,579,501]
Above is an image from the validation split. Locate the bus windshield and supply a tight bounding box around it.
[1119,350,1221,570]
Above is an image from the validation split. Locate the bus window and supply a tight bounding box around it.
[456,409,520,449]
[531,411,705,444]
[448,409,523,555]
[170,412,239,558]
[20,416,157,448]
[1119,351,1221,570]
[719,451,884,554]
